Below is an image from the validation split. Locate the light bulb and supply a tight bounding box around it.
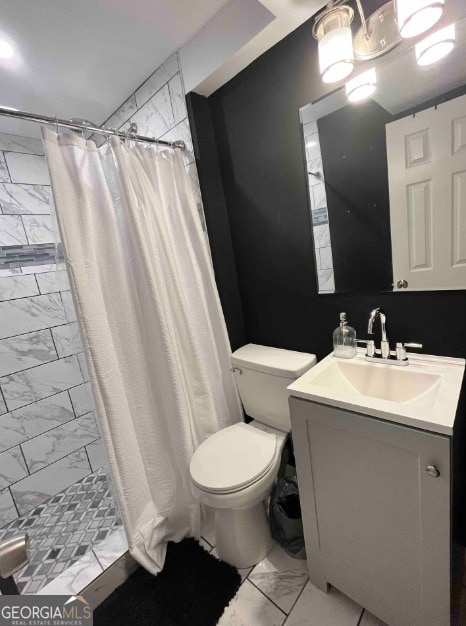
[0,40,14,59]
[319,27,354,83]
[345,68,377,102]
[415,24,455,66]
[396,0,444,39]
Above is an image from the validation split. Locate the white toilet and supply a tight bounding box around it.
[189,343,316,569]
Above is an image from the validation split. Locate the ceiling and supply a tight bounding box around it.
[0,0,328,138]
[0,0,231,135]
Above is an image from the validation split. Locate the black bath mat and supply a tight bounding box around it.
[94,538,241,626]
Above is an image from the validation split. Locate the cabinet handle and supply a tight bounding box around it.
[426,465,440,478]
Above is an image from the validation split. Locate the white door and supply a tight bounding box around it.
[386,94,466,291]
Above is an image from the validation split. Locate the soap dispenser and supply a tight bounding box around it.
[333,312,357,359]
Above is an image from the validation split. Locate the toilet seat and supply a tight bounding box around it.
[190,422,278,494]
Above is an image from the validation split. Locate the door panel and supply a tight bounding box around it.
[290,398,450,626]
[387,94,466,290]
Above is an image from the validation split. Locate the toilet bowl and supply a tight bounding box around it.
[189,344,316,569]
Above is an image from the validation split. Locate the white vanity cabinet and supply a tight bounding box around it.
[290,397,451,626]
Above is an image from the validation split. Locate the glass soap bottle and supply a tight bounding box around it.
[333,312,357,359]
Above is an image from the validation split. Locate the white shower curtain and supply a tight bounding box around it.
[41,128,242,574]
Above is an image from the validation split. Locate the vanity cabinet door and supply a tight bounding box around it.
[290,397,450,626]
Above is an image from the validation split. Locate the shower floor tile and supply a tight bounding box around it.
[0,467,121,594]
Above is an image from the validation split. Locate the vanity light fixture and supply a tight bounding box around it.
[345,68,377,102]
[313,1,401,84]
[415,24,455,66]
[313,0,449,85]
[396,0,445,39]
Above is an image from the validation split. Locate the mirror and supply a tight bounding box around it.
[300,3,466,294]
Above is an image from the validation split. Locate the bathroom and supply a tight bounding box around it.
[0,0,465,624]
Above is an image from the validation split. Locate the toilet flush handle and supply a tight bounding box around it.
[231,367,242,375]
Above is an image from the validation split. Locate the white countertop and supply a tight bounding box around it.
[287,349,465,435]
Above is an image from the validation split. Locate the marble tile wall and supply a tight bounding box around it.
[303,121,336,293]
[92,52,202,220]
[0,132,106,529]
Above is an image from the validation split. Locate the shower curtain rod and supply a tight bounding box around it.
[0,106,186,150]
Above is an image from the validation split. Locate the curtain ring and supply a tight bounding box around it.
[128,122,137,145]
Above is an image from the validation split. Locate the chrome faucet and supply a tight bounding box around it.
[368,308,390,359]
[359,307,422,366]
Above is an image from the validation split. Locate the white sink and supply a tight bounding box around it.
[288,350,465,435]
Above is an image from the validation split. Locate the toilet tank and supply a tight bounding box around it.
[231,344,317,430]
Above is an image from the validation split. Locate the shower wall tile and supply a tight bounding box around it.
[0,488,17,526]
[22,412,99,473]
[4,153,50,185]
[51,322,82,358]
[160,119,194,163]
[135,52,178,109]
[78,353,89,382]
[0,153,10,182]
[0,329,57,377]
[0,183,50,215]
[10,449,90,516]
[312,183,327,212]
[169,74,187,126]
[0,267,21,277]
[0,446,28,488]
[0,293,65,340]
[61,290,77,323]
[1,391,75,451]
[21,264,55,275]
[317,268,336,292]
[69,382,93,417]
[0,274,39,301]
[0,133,44,156]
[36,270,70,294]
[313,223,331,250]
[23,215,54,244]
[86,439,106,472]
[319,246,333,270]
[0,215,27,245]
[130,84,175,139]
[0,355,83,411]
[0,412,23,451]
[105,95,138,131]
[0,134,99,526]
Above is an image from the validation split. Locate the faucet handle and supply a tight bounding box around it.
[396,342,423,361]
[356,339,375,357]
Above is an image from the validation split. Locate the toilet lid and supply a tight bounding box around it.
[190,423,278,493]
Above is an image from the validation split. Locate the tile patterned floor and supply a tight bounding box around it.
[200,526,382,626]
[0,467,121,594]
[205,530,466,626]
[200,505,466,625]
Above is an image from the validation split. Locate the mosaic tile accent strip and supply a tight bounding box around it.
[0,243,58,271]
[311,207,329,226]
[0,467,121,594]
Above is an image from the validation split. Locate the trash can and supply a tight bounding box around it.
[269,474,306,558]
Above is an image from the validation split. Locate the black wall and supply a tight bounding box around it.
[188,7,466,362]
